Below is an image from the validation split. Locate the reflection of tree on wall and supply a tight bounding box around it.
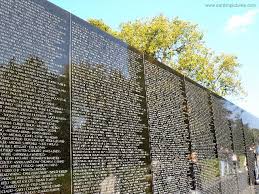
[134,57,153,194]
[53,63,70,168]
[242,124,256,185]
[72,62,152,193]
[52,63,71,194]
[0,56,70,194]
[228,111,250,192]
[230,122,245,168]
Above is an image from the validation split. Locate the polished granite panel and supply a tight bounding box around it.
[0,0,258,194]
[210,95,239,193]
[0,0,70,193]
[144,58,190,194]
[242,111,259,185]
[71,15,152,194]
[185,81,220,193]
[224,102,250,192]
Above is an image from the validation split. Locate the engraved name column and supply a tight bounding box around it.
[71,16,151,193]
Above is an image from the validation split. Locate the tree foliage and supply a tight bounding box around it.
[88,16,244,97]
[87,18,117,37]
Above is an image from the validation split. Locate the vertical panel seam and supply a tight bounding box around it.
[69,12,73,194]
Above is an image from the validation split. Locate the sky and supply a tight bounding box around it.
[48,0,259,118]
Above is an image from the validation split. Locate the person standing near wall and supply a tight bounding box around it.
[188,151,202,194]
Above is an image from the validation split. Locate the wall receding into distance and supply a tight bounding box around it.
[0,0,259,194]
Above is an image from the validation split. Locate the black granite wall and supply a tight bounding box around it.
[0,0,258,193]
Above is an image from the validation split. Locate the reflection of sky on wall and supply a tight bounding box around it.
[73,116,86,129]
[223,98,259,130]
[73,105,89,129]
[73,16,131,80]
[0,0,70,76]
[223,99,242,121]
[100,43,130,79]
[241,111,259,130]
[88,28,131,80]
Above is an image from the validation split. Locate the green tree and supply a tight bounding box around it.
[87,18,117,37]
[88,16,244,97]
